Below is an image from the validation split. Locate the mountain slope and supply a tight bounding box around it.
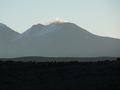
[0,23,20,43]
[12,24,44,41]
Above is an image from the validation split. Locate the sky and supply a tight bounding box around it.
[0,0,120,39]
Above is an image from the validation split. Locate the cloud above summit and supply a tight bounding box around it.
[46,18,68,25]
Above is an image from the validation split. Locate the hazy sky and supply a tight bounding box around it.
[0,0,120,39]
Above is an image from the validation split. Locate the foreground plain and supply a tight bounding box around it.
[0,58,120,90]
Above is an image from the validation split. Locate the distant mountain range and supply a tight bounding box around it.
[0,21,120,58]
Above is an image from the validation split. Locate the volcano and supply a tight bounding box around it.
[0,21,120,58]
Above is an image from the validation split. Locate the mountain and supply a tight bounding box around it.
[9,22,120,58]
[0,23,20,43]
[0,21,120,58]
